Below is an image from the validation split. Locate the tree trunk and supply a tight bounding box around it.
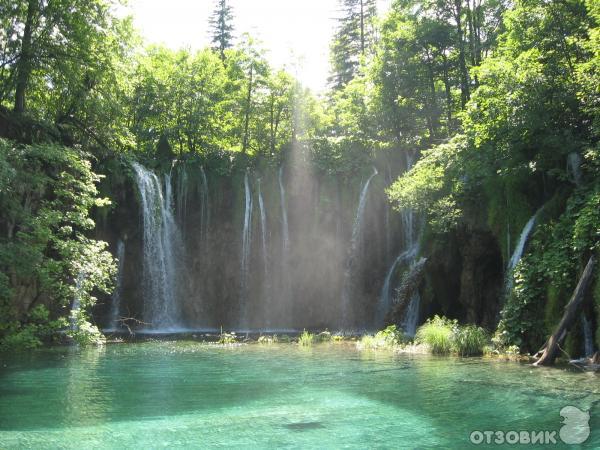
[534,256,596,366]
[14,0,37,114]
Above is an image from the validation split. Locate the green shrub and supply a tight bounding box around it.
[0,139,115,349]
[358,325,406,350]
[298,330,315,346]
[415,316,456,355]
[453,325,488,356]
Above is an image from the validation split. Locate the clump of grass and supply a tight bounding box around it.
[453,325,488,356]
[298,329,315,346]
[358,325,405,350]
[416,316,490,356]
[415,316,455,355]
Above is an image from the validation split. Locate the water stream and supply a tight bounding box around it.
[132,163,182,330]
[109,240,125,330]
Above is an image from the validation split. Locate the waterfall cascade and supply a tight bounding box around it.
[132,163,183,330]
[70,272,86,331]
[258,179,269,279]
[108,240,125,330]
[582,315,595,357]
[176,163,189,225]
[567,152,583,187]
[278,167,290,253]
[199,166,210,242]
[376,247,417,327]
[508,213,539,273]
[111,160,422,331]
[403,292,420,337]
[377,151,422,333]
[341,167,378,327]
[258,178,271,324]
[505,208,542,296]
[240,172,253,325]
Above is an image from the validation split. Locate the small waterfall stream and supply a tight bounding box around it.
[403,291,420,337]
[505,208,542,294]
[258,179,268,278]
[582,315,595,357]
[377,151,422,333]
[176,163,189,225]
[199,166,210,242]
[132,163,182,330]
[278,167,290,254]
[70,272,86,331]
[567,152,583,187]
[341,167,378,327]
[508,214,538,273]
[240,171,253,325]
[376,247,417,327]
[109,240,125,330]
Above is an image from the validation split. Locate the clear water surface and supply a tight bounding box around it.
[0,341,598,449]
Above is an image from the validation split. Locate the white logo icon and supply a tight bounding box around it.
[560,406,590,445]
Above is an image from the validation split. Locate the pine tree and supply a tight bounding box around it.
[329,0,378,90]
[209,0,235,61]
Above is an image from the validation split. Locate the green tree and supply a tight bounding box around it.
[210,0,235,61]
[329,0,378,90]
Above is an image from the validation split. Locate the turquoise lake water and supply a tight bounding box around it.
[0,341,598,449]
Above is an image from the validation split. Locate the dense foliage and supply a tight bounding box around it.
[0,139,114,348]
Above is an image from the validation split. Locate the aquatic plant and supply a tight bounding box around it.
[453,324,488,356]
[415,316,456,355]
[358,325,405,350]
[298,330,315,346]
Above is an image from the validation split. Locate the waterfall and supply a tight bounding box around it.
[199,166,210,242]
[70,272,86,331]
[505,209,542,294]
[507,211,541,273]
[132,162,182,330]
[109,240,125,330]
[240,171,253,324]
[341,167,378,327]
[258,179,269,279]
[403,292,420,337]
[582,314,595,357]
[278,166,290,253]
[375,151,423,331]
[375,247,417,327]
[258,178,271,326]
[176,163,189,224]
[567,152,583,187]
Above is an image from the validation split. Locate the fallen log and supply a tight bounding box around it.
[534,256,596,366]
